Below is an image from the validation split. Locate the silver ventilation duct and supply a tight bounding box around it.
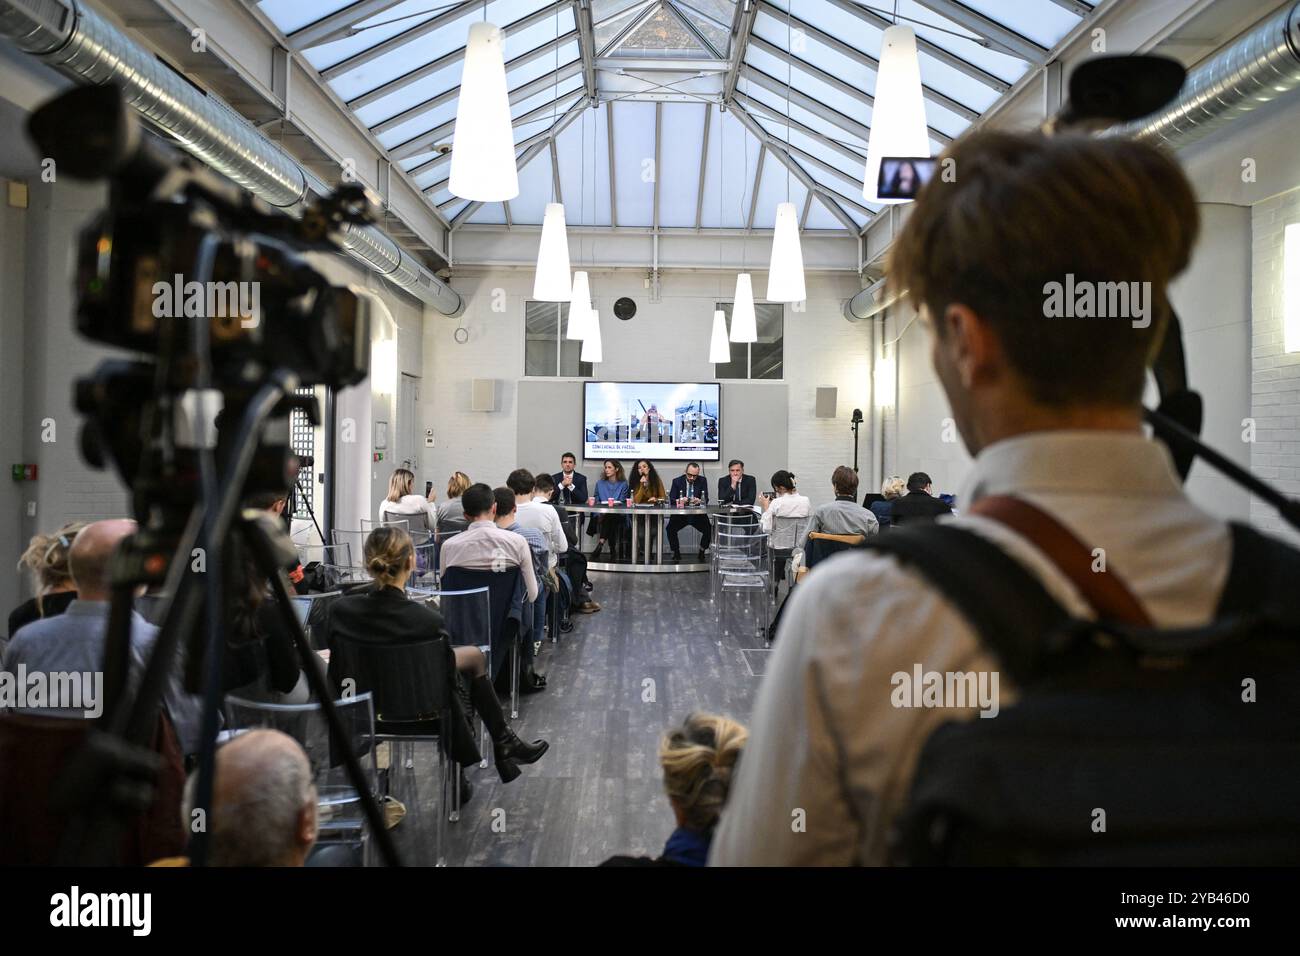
[0,0,463,316]
[1114,1,1300,149]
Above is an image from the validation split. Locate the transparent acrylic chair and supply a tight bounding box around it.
[769,515,808,601]
[713,528,773,645]
[409,585,493,769]
[223,692,379,867]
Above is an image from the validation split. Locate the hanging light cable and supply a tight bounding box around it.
[767,6,806,303]
[732,123,757,343]
[711,101,730,365]
[534,3,571,301]
[863,4,930,204]
[567,110,592,339]
[449,3,517,201]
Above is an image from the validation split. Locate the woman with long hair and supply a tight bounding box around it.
[436,471,472,530]
[631,459,666,562]
[592,459,630,561]
[8,522,85,637]
[602,712,748,866]
[378,467,437,532]
[324,526,548,791]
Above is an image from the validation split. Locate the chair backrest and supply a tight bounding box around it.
[299,542,354,569]
[330,530,368,566]
[438,566,522,681]
[328,634,453,724]
[770,515,807,550]
[223,692,376,790]
[361,517,409,532]
[805,533,867,568]
[413,586,491,653]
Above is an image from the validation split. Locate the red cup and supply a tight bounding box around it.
[625,497,633,508]
[607,498,616,506]
[587,496,596,506]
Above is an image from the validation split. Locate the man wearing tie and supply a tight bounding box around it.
[552,452,589,505]
[717,459,758,507]
[666,462,711,562]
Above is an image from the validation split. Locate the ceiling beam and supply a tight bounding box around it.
[359,26,577,119]
[504,200,513,228]
[674,0,733,33]
[746,33,952,145]
[320,0,491,81]
[799,191,813,231]
[1046,0,1094,16]
[746,143,766,231]
[723,0,759,103]
[910,0,1049,62]
[821,0,1010,93]
[599,0,661,57]
[670,0,726,59]
[573,0,599,102]
[694,102,711,230]
[390,60,583,162]
[550,136,564,205]
[729,99,863,233]
[754,2,979,122]
[653,101,663,231]
[732,92,865,167]
[607,100,618,227]
[287,0,410,51]
[742,65,871,145]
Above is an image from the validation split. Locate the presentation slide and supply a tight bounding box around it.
[584,382,720,462]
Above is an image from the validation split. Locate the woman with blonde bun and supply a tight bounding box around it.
[8,522,85,637]
[601,712,748,867]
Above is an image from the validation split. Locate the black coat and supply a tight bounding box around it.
[717,474,758,507]
[552,471,589,506]
[888,490,953,526]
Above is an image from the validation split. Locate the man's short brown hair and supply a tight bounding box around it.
[889,131,1198,407]
[832,465,859,498]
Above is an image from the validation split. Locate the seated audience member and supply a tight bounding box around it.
[871,476,906,528]
[888,472,953,527]
[808,466,880,540]
[511,469,567,566]
[534,474,600,615]
[439,484,539,605]
[710,129,1266,865]
[325,526,546,782]
[378,467,437,532]
[8,522,84,638]
[494,488,549,693]
[602,713,747,867]
[1,519,203,755]
[437,471,473,530]
[180,729,317,866]
[758,470,811,537]
[666,462,711,562]
[592,459,631,561]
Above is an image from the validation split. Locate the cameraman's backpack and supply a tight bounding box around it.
[864,495,1300,865]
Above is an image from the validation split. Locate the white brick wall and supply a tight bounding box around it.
[1251,187,1300,544]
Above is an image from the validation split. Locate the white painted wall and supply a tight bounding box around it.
[424,268,869,507]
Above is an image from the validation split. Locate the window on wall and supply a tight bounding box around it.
[713,302,784,379]
[525,301,594,377]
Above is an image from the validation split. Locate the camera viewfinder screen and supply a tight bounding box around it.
[877,157,937,200]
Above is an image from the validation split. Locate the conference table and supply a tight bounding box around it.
[567,502,754,573]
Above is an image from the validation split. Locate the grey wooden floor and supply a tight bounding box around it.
[388,569,769,866]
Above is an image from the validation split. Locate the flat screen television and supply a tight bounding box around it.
[583,382,720,462]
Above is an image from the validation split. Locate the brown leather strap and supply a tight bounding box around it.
[969,494,1153,628]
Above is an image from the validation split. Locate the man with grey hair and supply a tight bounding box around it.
[183,729,317,866]
[1,519,202,753]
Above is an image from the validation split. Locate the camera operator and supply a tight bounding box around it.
[712,130,1300,865]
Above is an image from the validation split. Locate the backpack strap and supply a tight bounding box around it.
[862,524,1073,686]
[969,495,1153,628]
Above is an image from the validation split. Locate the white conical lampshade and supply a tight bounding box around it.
[534,203,572,301]
[766,201,806,302]
[449,22,518,202]
[580,310,602,363]
[863,25,930,205]
[730,273,757,343]
[567,271,592,339]
[709,309,731,364]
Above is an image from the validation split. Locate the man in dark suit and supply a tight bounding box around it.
[717,459,758,507]
[888,472,953,527]
[666,462,711,562]
[552,452,589,506]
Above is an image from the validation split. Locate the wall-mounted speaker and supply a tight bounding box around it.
[815,386,838,419]
[471,378,498,412]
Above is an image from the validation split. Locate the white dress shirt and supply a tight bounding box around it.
[379,494,437,532]
[438,518,539,602]
[759,492,811,535]
[516,496,567,566]
[710,430,1232,866]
